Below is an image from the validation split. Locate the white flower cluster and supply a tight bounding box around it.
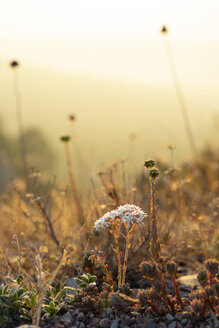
[94,204,148,231]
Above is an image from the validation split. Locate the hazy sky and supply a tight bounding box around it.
[0,1,219,175]
[1,0,219,83]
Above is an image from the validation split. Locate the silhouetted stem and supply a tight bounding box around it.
[64,142,84,224]
[13,69,28,186]
[163,36,197,157]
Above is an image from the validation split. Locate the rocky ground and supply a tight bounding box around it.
[16,275,219,328]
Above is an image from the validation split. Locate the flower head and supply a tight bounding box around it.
[10,60,19,68]
[94,204,148,231]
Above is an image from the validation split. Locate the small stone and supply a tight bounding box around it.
[64,321,72,328]
[110,314,115,319]
[136,314,144,325]
[142,319,158,328]
[79,323,85,328]
[166,314,174,322]
[179,275,198,288]
[77,312,85,322]
[66,277,79,295]
[159,323,167,328]
[61,312,73,322]
[181,319,188,325]
[16,326,39,328]
[176,323,182,328]
[110,320,119,328]
[100,318,111,328]
[122,318,132,326]
[168,321,177,328]
[106,307,114,316]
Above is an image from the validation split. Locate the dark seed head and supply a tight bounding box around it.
[197,270,208,287]
[166,261,177,276]
[10,60,19,68]
[205,259,219,278]
[60,135,71,143]
[144,160,155,168]
[161,25,168,34]
[149,168,160,180]
[68,114,76,122]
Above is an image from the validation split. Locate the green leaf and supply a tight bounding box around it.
[80,274,89,283]
[16,275,24,284]
[11,292,18,303]
[31,294,37,307]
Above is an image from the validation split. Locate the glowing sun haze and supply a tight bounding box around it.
[1,0,219,83]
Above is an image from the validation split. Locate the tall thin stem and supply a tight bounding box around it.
[163,36,197,157]
[122,231,131,285]
[64,142,84,224]
[114,231,122,289]
[13,69,28,185]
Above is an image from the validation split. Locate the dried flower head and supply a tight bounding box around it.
[190,299,204,314]
[140,261,159,280]
[94,204,148,231]
[161,25,168,34]
[60,135,71,143]
[197,270,208,287]
[10,60,19,68]
[144,160,155,168]
[68,113,76,122]
[205,259,219,278]
[149,169,160,180]
[166,261,177,276]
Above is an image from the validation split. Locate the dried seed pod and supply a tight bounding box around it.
[197,270,208,287]
[10,60,19,68]
[161,25,168,34]
[140,261,159,280]
[149,169,160,180]
[60,135,71,143]
[205,259,219,278]
[144,160,155,168]
[166,261,177,276]
[190,299,204,314]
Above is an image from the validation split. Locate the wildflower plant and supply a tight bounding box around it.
[94,204,148,288]
[141,160,185,311]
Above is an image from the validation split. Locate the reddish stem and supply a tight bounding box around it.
[171,275,184,309]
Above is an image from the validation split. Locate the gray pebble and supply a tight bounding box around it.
[181,319,188,325]
[110,319,119,328]
[100,318,111,328]
[77,312,85,322]
[106,307,114,316]
[166,314,174,322]
[168,321,177,328]
[79,323,85,328]
[142,319,158,328]
[61,312,73,322]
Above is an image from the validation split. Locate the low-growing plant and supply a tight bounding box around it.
[190,258,219,316]
[94,204,148,288]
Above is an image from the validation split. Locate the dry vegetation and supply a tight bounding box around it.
[0,140,218,327]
